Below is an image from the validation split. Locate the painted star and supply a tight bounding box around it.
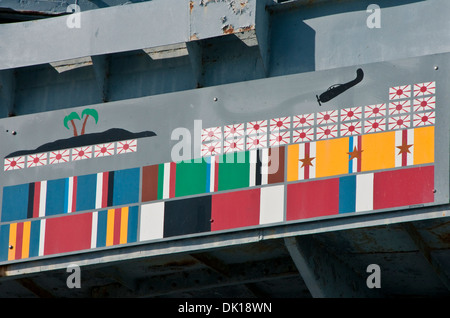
[396,143,413,155]
[347,147,363,161]
[299,154,315,168]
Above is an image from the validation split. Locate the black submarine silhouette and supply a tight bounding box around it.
[316,68,364,106]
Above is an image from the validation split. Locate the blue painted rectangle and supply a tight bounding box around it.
[127,206,139,243]
[1,184,29,222]
[112,168,140,206]
[76,174,97,212]
[339,175,356,213]
[46,179,67,216]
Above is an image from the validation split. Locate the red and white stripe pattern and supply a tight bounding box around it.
[389,115,411,130]
[395,129,414,167]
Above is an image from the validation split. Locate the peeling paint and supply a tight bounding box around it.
[222,24,234,34]
[198,0,249,15]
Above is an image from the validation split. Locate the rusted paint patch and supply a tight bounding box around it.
[189,0,194,13]
[199,0,249,15]
[190,33,199,41]
[222,24,234,34]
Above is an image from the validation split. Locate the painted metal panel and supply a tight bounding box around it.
[0,52,448,263]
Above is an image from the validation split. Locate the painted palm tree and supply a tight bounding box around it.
[63,108,99,136]
[63,112,82,136]
[80,108,99,135]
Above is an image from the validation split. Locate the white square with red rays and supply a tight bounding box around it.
[292,128,314,143]
[72,146,93,161]
[246,134,267,150]
[49,149,70,164]
[201,141,222,156]
[364,118,386,133]
[94,143,115,157]
[269,131,291,146]
[389,85,411,100]
[292,113,314,128]
[27,153,48,168]
[388,115,411,130]
[246,120,267,135]
[117,139,137,154]
[4,156,25,171]
[340,121,362,136]
[223,137,244,153]
[414,82,435,97]
[340,107,362,122]
[270,117,291,132]
[413,112,435,127]
[202,126,222,142]
[317,110,338,125]
[365,104,386,118]
[223,123,244,139]
[316,125,338,140]
[414,96,435,112]
[388,100,411,115]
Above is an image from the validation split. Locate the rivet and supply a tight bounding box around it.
[9,245,13,250]
[213,97,218,102]
[434,66,439,70]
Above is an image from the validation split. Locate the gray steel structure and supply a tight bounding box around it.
[0,0,450,298]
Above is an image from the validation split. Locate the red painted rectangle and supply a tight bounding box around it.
[44,213,92,255]
[15,222,23,260]
[114,208,121,245]
[211,188,260,231]
[286,178,339,221]
[373,165,434,210]
[33,182,41,218]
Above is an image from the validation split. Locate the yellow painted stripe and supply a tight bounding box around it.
[413,126,434,165]
[361,131,396,172]
[8,223,17,261]
[315,137,349,178]
[120,207,128,245]
[106,209,115,246]
[21,221,31,259]
[287,144,299,181]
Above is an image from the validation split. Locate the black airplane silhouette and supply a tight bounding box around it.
[316,68,364,106]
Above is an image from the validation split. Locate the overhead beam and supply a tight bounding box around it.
[284,235,383,298]
[402,222,450,291]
